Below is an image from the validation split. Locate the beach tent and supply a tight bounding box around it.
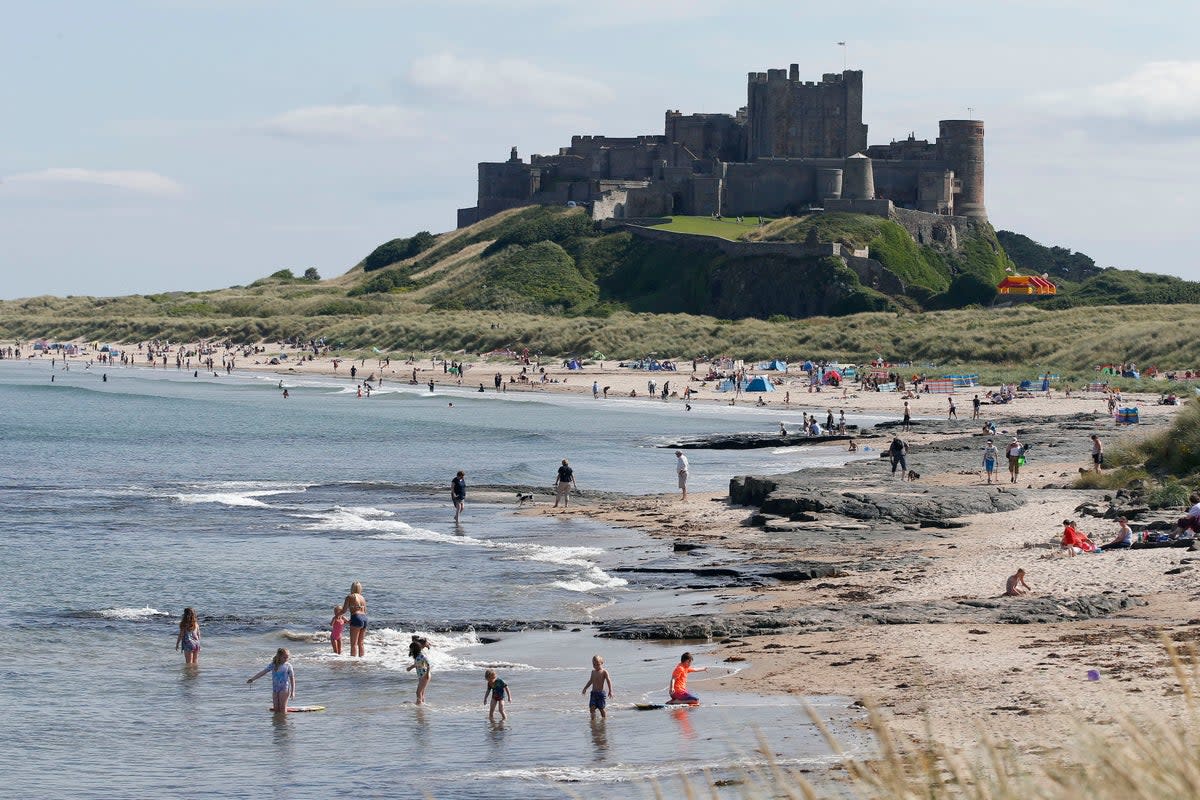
[763,360,788,371]
[591,352,606,360]
[997,275,1056,295]
[822,369,842,385]
[566,359,581,370]
[1117,407,1140,424]
[744,376,775,392]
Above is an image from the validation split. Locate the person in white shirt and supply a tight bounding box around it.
[675,451,690,501]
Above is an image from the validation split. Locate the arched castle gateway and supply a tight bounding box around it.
[457,66,985,228]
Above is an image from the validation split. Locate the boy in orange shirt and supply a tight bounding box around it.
[667,652,706,705]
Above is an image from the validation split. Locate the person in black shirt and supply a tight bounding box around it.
[451,470,467,523]
[888,437,908,477]
[553,459,577,509]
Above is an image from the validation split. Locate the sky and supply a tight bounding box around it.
[1,0,1195,299]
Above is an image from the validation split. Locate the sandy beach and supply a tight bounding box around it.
[17,338,1196,767]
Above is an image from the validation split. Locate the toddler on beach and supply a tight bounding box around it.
[484,669,511,722]
[247,648,295,713]
[406,636,431,705]
[330,606,345,655]
[581,655,614,720]
[667,652,706,705]
[175,607,201,665]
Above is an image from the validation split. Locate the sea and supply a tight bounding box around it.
[0,358,878,799]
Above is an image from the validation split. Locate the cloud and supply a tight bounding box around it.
[255,105,423,142]
[407,52,614,110]
[3,168,183,196]
[1034,61,1200,134]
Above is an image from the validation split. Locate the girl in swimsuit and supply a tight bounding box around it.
[343,582,367,658]
[406,636,431,705]
[175,607,200,665]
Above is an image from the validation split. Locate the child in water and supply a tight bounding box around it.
[484,669,511,722]
[581,654,614,720]
[247,648,295,713]
[175,607,201,665]
[406,636,431,705]
[330,606,345,655]
[667,652,706,705]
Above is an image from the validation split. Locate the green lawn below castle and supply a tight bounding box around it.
[649,216,772,240]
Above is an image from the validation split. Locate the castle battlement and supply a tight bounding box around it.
[457,65,986,229]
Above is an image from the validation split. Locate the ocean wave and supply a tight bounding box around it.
[76,606,173,621]
[171,481,308,508]
[295,507,626,593]
[303,626,535,674]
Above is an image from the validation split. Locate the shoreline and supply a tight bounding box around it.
[10,340,1195,770]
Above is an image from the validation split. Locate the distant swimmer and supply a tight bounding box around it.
[282,389,289,399]
[102,373,107,382]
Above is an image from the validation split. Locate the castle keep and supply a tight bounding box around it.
[457,66,986,230]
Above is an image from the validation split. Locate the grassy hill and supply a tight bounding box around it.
[6,205,1200,376]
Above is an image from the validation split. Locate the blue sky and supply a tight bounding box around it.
[1,0,1194,298]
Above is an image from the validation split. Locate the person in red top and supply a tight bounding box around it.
[667,652,707,704]
[1060,519,1095,556]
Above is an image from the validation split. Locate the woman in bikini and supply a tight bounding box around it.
[343,581,368,658]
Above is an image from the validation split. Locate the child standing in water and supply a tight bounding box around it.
[329,606,346,655]
[581,655,614,720]
[484,669,511,722]
[247,648,295,713]
[667,652,706,705]
[175,607,201,665]
[406,636,431,705]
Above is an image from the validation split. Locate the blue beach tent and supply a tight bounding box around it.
[745,376,775,392]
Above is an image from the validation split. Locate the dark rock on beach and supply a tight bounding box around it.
[598,593,1148,640]
[664,431,868,450]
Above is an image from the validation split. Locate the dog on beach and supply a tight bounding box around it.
[905,470,920,482]
[516,492,534,506]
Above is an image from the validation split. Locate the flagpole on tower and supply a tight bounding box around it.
[837,41,847,70]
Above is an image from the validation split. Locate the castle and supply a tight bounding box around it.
[457,66,986,233]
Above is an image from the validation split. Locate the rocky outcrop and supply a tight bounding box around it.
[730,480,1024,525]
[664,431,868,450]
[598,593,1147,640]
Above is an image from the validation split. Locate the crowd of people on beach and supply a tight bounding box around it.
[176,597,707,718]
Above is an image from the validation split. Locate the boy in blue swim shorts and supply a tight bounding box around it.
[581,654,614,720]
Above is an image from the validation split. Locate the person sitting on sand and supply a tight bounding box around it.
[1060,520,1095,556]
[847,437,857,452]
[1177,494,1200,537]
[1004,568,1031,596]
[1101,517,1134,550]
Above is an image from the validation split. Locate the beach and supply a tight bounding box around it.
[4,340,1193,790]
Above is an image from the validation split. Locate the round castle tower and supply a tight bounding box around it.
[842,153,874,200]
[937,120,986,219]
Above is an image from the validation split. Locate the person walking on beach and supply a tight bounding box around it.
[451,470,467,523]
[553,459,577,509]
[1090,434,1104,473]
[888,436,908,477]
[581,654,614,721]
[175,607,201,665]
[902,401,911,431]
[247,648,294,714]
[675,450,689,501]
[1004,569,1031,596]
[972,394,981,420]
[948,397,957,420]
[1006,437,1023,483]
[667,652,706,705]
[406,636,431,705]
[592,381,599,399]
[484,669,511,722]
[343,582,367,658]
[982,439,998,484]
